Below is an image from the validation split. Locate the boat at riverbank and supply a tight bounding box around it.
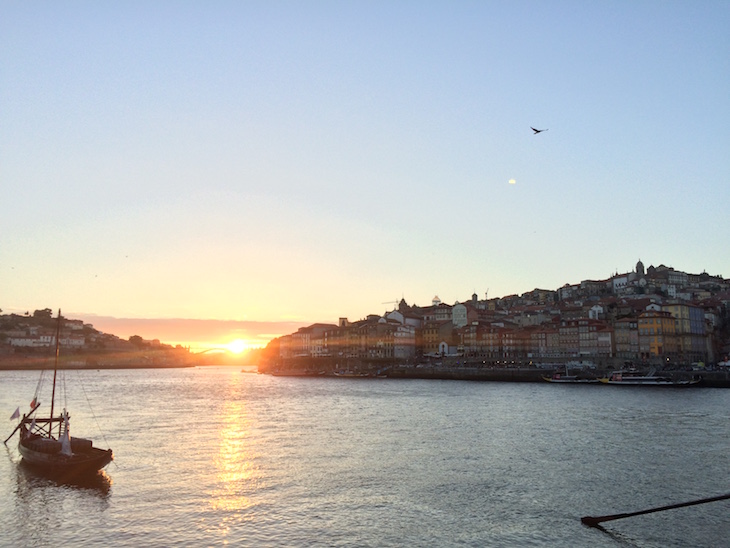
[542,373,600,384]
[599,369,700,387]
[542,364,600,384]
[271,369,325,376]
[333,370,370,377]
[4,310,113,479]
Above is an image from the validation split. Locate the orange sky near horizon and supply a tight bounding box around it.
[73,315,309,353]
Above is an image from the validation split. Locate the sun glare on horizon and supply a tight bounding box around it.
[226,339,249,354]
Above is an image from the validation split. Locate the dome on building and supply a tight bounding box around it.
[636,259,645,277]
[432,295,441,306]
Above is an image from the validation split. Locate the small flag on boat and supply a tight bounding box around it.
[30,398,38,409]
[10,407,20,420]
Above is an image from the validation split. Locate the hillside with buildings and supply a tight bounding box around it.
[261,261,730,373]
[0,308,191,369]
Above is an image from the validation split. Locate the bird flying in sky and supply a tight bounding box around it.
[531,127,548,134]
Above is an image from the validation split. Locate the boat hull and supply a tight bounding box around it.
[542,376,600,384]
[19,437,113,479]
[599,378,700,387]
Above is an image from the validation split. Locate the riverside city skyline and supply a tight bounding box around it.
[265,260,729,368]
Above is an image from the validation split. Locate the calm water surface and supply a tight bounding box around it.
[1,367,729,547]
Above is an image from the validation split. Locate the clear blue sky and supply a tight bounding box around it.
[2,2,729,344]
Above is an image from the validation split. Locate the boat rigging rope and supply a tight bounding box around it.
[75,371,116,466]
[32,369,47,409]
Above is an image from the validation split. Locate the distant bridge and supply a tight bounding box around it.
[192,348,237,355]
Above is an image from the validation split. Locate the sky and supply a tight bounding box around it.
[2,1,729,351]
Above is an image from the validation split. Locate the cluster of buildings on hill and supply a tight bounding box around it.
[270,261,730,367]
[0,310,187,366]
[1,314,137,354]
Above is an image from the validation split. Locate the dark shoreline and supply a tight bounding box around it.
[3,362,728,387]
[386,366,730,387]
[267,363,730,387]
[0,362,195,371]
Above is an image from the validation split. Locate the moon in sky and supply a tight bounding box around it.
[509,179,516,185]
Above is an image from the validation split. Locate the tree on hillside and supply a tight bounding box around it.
[129,335,146,348]
[33,308,53,319]
[32,308,57,327]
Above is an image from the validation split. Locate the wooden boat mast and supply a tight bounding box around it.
[48,309,61,439]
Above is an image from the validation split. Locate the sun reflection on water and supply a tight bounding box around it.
[209,396,259,514]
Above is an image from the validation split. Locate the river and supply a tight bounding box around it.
[1,367,729,547]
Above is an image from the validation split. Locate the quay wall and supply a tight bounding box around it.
[388,366,730,387]
[388,367,546,383]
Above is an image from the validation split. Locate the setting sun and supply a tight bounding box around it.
[226,339,249,354]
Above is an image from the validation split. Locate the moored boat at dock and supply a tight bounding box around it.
[333,369,370,377]
[542,364,599,384]
[599,369,700,387]
[542,373,600,384]
[271,368,325,376]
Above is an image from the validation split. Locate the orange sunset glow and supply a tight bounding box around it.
[73,315,308,354]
